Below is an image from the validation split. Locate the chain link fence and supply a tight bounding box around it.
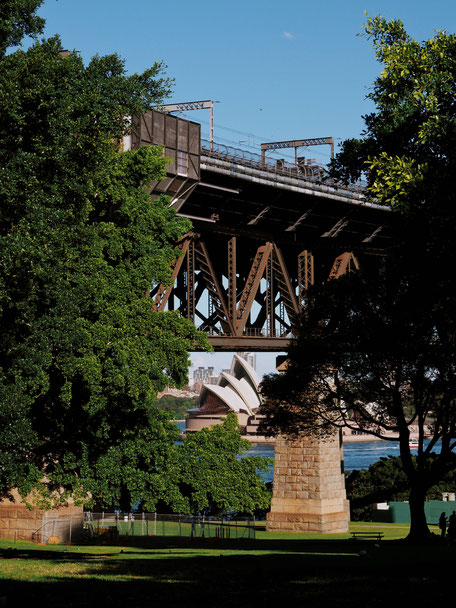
[32,513,84,544]
[83,512,255,541]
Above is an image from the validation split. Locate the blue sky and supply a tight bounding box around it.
[34,0,456,377]
[38,0,456,164]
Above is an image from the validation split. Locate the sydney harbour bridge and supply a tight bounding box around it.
[129,103,393,353]
[128,102,394,533]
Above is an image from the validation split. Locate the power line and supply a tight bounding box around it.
[200,128,332,164]
[176,110,334,164]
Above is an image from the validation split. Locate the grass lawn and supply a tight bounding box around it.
[0,523,454,607]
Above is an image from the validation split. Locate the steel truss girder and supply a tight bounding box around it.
[298,249,314,301]
[153,233,360,349]
[194,240,235,335]
[271,243,300,328]
[328,251,360,279]
[152,236,192,311]
[236,242,273,336]
[228,237,237,322]
[321,217,349,238]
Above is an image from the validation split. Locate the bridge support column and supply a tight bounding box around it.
[266,432,349,533]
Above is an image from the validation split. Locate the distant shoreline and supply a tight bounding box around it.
[176,422,426,445]
[177,432,398,445]
[236,432,428,445]
[241,434,399,445]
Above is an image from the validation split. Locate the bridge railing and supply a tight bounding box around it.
[205,326,292,339]
[201,139,366,194]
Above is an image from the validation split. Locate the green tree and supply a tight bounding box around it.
[261,16,456,541]
[0,1,209,508]
[347,456,456,522]
[80,410,187,513]
[261,267,456,539]
[176,414,272,516]
[347,457,412,522]
[0,0,44,54]
[155,395,199,418]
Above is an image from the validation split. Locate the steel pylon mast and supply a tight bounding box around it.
[157,100,219,151]
[261,137,335,165]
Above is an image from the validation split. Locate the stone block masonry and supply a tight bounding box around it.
[267,432,349,533]
[0,489,83,542]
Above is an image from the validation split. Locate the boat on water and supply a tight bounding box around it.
[409,438,419,449]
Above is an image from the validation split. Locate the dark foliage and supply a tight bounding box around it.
[261,16,456,541]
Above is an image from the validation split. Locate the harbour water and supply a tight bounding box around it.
[343,439,402,471]
[175,422,440,484]
[247,438,442,484]
[246,440,402,484]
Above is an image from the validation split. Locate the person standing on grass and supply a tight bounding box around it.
[439,512,447,538]
[449,511,456,527]
[447,512,456,545]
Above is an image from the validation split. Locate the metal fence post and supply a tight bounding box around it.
[79,511,256,542]
[41,513,45,544]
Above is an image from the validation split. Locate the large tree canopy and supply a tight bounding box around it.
[89,414,272,515]
[261,16,456,541]
[0,1,209,507]
[176,414,272,516]
[0,0,45,55]
[347,455,456,522]
[261,266,456,540]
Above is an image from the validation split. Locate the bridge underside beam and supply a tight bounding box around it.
[207,336,291,352]
[152,231,361,351]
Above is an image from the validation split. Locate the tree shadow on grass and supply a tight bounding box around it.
[1,541,455,607]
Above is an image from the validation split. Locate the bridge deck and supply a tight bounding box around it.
[135,110,395,351]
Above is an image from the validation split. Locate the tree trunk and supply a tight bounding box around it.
[406,484,432,541]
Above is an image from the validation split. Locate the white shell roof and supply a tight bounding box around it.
[231,354,262,397]
[199,384,252,415]
[218,372,260,412]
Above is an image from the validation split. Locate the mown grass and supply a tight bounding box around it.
[255,520,423,540]
[0,523,454,607]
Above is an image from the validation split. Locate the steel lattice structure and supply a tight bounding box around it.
[130,110,393,352]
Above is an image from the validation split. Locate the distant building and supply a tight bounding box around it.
[237,352,256,371]
[156,386,199,399]
[192,381,204,395]
[186,354,263,433]
[192,366,217,385]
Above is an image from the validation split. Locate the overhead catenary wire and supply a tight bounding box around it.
[175,110,335,165]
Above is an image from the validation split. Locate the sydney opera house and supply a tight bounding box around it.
[185,354,265,436]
